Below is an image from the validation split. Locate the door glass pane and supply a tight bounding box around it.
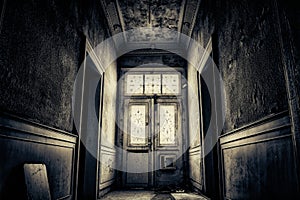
[145,74,161,94]
[159,105,176,145]
[162,74,181,95]
[126,74,143,95]
[129,105,147,145]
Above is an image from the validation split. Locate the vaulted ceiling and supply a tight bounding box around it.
[100,0,201,44]
[119,0,182,30]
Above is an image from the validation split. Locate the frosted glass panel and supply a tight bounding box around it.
[145,74,161,94]
[162,74,181,94]
[124,73,182,96]
[159,105,176,145]
[126,74,143,94]
[129,105,147,145]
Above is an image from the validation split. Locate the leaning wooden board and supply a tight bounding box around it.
[23,164,51,200]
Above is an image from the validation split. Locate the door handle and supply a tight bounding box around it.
[148,138,152,151]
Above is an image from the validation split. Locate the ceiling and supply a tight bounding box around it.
[119,0,182,30]
[100,0,201,45]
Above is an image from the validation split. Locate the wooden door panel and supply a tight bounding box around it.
[123,99,152,188]
[122,99,184,188]
[126,152,149,186]
[154,100,184,188]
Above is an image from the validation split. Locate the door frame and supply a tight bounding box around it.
[116,67,188,189]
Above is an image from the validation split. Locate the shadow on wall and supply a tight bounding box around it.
[1,164,26,199]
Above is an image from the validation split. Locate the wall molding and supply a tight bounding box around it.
[189,145,201,155]
[220,110,290,144]
[196,37,212,72]
[0,112,77,144]
[190,178,202,188]
[101,145,116,154]
[86,39,105,75]
[99,179,114,190]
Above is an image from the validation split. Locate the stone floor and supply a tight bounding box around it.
[99,190,209,200]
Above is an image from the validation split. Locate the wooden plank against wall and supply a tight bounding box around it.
[24,164,51,200]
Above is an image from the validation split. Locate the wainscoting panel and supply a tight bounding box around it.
[189,146,203,190]
[220,111,299,199]
[99,145,116,192]
[0,114,77,200]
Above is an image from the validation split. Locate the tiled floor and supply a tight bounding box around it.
[99,190,209,200]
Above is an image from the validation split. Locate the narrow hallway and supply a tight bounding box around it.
[0,0,299,199]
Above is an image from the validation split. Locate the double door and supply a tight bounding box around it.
[122,97,185,188]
